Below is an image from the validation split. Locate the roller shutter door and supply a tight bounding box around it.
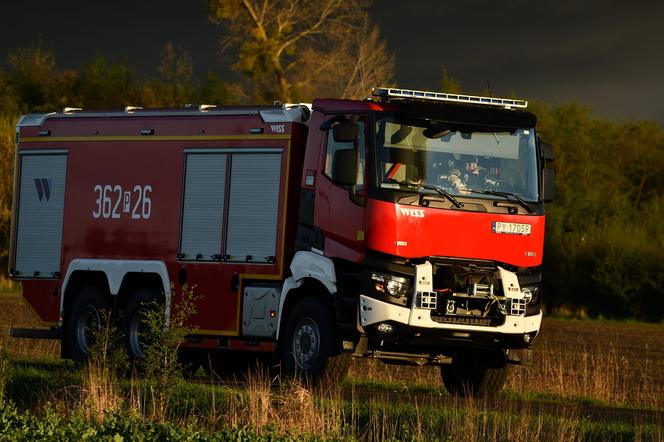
[226,153,281,262]
[13,152,68,278]
[179,154,226,260]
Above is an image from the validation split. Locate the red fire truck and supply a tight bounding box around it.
[9,87,554,395]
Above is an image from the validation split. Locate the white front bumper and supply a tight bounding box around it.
[359,294,542,336]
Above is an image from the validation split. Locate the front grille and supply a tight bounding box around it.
[430,314,504,327]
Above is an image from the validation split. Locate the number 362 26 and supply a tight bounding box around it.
[92,184,152,220]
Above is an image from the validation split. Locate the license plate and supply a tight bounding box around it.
[492,221,531,235]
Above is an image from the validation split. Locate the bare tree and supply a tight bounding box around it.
[208,0,394,103]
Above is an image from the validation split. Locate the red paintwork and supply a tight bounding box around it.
[308,109,367,263]
[312,98,389,113]
[16,112,305,334]
[366,199,545,267]
[21,280,61,324]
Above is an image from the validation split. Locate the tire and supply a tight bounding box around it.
[440,351,508,397]
[121,289,158,360]
[280,297,349,385]
[65,285,110,363]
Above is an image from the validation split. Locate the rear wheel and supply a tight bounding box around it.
[65,285,110,363]
[440,351,508,397]
[121,289,158,360]
[280,297,349,384]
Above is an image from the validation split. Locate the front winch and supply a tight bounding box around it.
[413,261,529,322]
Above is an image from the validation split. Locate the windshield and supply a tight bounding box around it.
[375,114,539,202]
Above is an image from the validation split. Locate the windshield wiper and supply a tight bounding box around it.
[418,183,464,208]
[466,189,533,213]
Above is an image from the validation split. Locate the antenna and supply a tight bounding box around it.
[486,80,493,97]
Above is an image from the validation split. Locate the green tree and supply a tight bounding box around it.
[74,57,139,109]
[207,0,394,102]
[531,100,664,319]
[140,43,196,108]
[5,45,77,113]
[0,117,15,280]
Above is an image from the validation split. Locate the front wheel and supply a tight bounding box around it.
[440,351,508,397]
[280,297,349,384]
[65,285,110,363]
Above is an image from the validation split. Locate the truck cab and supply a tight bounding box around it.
[288,88,554,394]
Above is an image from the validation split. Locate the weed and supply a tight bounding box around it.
[0,334,9,401]
[79,309,127,422]
[139,284,199,421]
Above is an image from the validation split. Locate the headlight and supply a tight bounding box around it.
[371,272,410,299]
[521,284,541,305]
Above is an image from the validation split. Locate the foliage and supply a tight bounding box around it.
[140,284,200,421]
[81,310,127,421]
[0,116,14,278]
[0,335,9,401]
[530,101,664,320]
[207,0,394,102]
[0,382,660,441]
[0,400,290,441]
[4,315,664,441]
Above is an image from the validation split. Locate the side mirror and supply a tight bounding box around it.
[542,168,555,202]
[332,122,359,143]
[331,148,357,186]
[540,142,554,162]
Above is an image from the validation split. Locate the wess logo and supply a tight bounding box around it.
[270,124,286,133]
[399,208,425,218]
[34,178,52,202]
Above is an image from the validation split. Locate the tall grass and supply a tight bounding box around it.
[2,350,662,440]
[1,290,662,439]
[348,319,664,411]
[79,310,126,421]
[0,334,9,401]
[509,326,664,410]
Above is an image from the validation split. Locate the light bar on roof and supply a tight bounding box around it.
[372,87,528,109]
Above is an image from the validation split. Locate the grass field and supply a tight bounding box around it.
[348,317,664,410]
[1,290,663,440]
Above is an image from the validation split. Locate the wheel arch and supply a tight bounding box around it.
[276,251,338,340]
[61,259,171,322]
[61,270,111,329]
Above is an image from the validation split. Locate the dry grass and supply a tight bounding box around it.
[222,365,345,438]
[509,319,664,409]
[348,318,664,410]
[78,311,126,422]
[0,291,60,359]
[2,288,663,412]
[80,356,123,421]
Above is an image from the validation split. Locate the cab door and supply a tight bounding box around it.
[314,117,367,263]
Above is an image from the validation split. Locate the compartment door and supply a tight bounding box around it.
[13,151,68,278]
[179,153,227,260]
[226,152,282,262]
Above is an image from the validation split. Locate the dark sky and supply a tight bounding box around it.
[2,0,663,125]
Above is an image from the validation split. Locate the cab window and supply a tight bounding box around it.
[323,121,365,186]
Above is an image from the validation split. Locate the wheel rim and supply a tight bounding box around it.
[75,304,102,355]
[292,317,320,370]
